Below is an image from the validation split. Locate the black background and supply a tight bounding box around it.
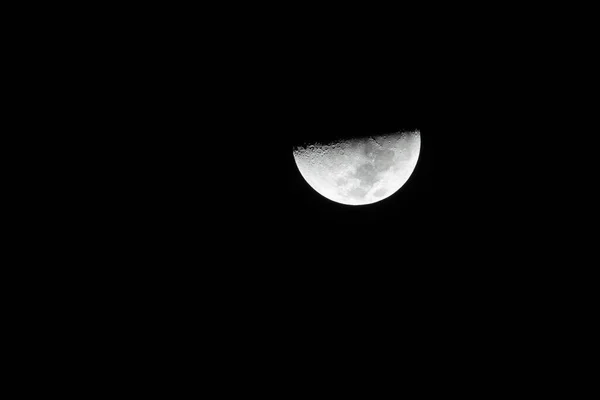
[107,15,496,287]
[123,57,489,301]
[19,4,590,374]
[81,5,575,326]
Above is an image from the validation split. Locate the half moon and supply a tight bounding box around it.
[293,131,421,206]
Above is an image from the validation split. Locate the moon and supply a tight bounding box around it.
[293,131,421,206]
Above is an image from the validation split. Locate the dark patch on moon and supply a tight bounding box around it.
[354,163,378,188]
[396,136,415,161]
[364,140,377,158]
[373,188,387,197]
[348,187,367,199]
[374,149,395,171]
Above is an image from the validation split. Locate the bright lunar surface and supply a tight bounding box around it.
[293,131,421,205]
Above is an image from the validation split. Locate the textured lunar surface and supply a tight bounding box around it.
[293,131,421,205]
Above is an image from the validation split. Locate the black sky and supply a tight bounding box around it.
[127,24,485,281]
[103,5,566,310]
[28,4,587,371]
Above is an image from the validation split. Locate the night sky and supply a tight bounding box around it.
[111,9,550,314]
[57,4,578,371]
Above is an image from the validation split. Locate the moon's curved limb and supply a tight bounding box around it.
[293,131,420,205]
